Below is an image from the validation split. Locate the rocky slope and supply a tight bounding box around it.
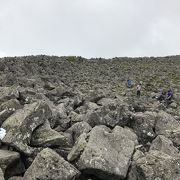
[0,55,180,179]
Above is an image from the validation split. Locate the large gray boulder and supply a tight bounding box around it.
[155,111,180,147]
[51,103,71,131]
[0,99,22,126]
[31,121,73,148]
[129,150,180,180]
[2,102,52,155]
[0,150,25,179]
[66,121,92,143]
[76,125,138,180]
[150,135,179,157]
[23,148,80,180]
[131,111,157,145]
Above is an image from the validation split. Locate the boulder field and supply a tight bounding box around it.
[0,55,180,179]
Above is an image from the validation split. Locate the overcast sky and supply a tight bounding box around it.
[0,0,180,58]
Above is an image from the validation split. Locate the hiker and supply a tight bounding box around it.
[136,83,142,97]
[157,89,166,102]
[165,89,173,106]
[127,79,132,88]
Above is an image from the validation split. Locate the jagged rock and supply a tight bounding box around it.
[0,150,25,179]
[72,94,84,109]
[76,125,138,180]
[0,168,4,180]
[31,121,73,148]
[132,150,145,162]
[2,102,51,155]
[43,81,55,90]
[84,100,132,128]
[74,105,87,114]
[85,89,105,103]
[23,148,80,180]
[45,85,74,104]
[67,133,88,162]
[155,111,180,147]
[150,135,179,156]
[97,97,117,106]
[131,111,157,145]
[129,98,146,112]
[127,150,145,180]
[84,110,102,127]
[100,100,132,127]
[66,122,92,143]
[129,150,180,180]
[8,176,23,180]
[0,99,22,125]
[52,103,71,131]
[69,111,83,124]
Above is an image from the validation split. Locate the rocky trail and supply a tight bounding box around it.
[0,55,180,180]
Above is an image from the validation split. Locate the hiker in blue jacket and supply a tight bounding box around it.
[127,79,132,88]
[165,89,173,106]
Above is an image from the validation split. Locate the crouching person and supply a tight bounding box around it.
[165,89,173,106]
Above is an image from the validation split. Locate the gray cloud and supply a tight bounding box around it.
[0,0,180,58]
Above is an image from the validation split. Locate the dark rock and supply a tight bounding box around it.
[130,111,157,145]
[23,148,80,180]
[150,135,179,156]
[66,122,92,143]
[31,121,73,148]
[53,147,71,160]
[52,103,71,131]
[84,99,132,128]
[0,150,25,179]
[84,110,102,127]
[67,133,88,162]
[0,99,22,125]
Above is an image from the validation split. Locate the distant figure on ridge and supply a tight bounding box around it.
[136,83,142,98]
[127,79,132,88]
